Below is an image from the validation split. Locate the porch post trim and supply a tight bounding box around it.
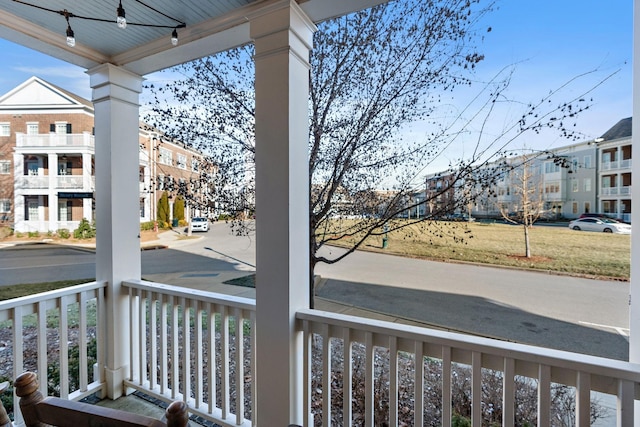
[252,1,316,425]
[88,63,143,400]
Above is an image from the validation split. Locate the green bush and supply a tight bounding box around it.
[57,229,71,239]
[178,219,188,227]
[173,195,185,221]
[0,376,12,420]
[0,227,12,239]
[140,221,156,231]
[157,192,170,225]
[73,218,96,239]
[27,231,40,238]
[47,338,97,397]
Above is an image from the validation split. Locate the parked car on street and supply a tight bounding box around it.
[191,217,209,232]
[568,217,631,234]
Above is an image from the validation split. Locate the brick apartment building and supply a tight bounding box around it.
[0,76,210,233]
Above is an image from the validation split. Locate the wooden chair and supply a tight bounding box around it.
[14,372,189,427]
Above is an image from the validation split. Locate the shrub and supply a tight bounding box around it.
[73,218,96,239]
[178,219,188,227]
[140,221,156,231]
[0,227,13,239]
[157,192,170,225]
[57,229,71,239]
[47,338,97,397]
[27,231,40,238]
[0,376,12,420]
[173,195,185,221]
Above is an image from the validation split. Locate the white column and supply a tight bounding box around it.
[13,153,24,231]
[48,154,58,230]
[631,0,640,423]
[252,2,316,425]
[88,64,143,400]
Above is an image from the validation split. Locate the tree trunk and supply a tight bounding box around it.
[523,224,531,258]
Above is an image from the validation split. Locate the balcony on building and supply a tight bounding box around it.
[600,144,632,171]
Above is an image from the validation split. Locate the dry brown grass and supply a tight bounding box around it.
[327,220,630,280]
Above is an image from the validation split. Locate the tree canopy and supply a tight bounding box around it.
[144,0,607,275]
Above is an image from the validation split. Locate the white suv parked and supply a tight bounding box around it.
[191,217,209,232]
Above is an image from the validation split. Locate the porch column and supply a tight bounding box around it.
[251,2,316,425]
[631,0,640,423]
[48,154,58,229]
[88,64,143,400]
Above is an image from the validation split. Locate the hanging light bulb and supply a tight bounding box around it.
[116,0,126,29]
[171,28,179,46]
[66,24,75,47]
[64,10,75,47]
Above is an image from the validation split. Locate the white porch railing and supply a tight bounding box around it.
[0,281,107,425]
[15,133,95,149]
[57,175,84,189]
[3,280,640,426]
[123,279,256,427]
[297,309,640,427]
[15,176,49,189]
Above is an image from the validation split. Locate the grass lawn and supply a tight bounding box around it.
[327,220,630,280]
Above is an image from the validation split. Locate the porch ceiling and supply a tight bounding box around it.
[0,0,390,76]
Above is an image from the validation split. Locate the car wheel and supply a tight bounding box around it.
[572,226,581,231]
[603,228,613,233]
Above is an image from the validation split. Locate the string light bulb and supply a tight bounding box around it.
[116,0,126,29]
[11,0,185,49]
[171,28,179,46]
[64,10,75,47]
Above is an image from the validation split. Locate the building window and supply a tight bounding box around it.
[192,158,198,172]
[0,160,9,174]
[0,199,10,213]
[58,200,72,221]
[26,200,39,221]
[544,182,560,194]
[584,202,591,214]
[572,202,578,214]
[26,123,39,135]
[584,155,592,169]
[159,148,172,165]
[584,178,591,192]
[177,154,187,169]
[157,174,165,190]
[572,180,579,192]
[544,162,560,174]
[0,124,9,137]
[140,199,145,218]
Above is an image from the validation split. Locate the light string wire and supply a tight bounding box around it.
[11,0,186,45]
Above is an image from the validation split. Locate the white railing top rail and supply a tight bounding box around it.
[123,279,256,312]
[297,308,640,393]
[0,281,106,321]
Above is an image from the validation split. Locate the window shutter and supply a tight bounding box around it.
[66,124,72,134]
[50,124,55,132]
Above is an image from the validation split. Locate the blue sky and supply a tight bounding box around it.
[0,0,632,169]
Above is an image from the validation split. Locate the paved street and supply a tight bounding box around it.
[0,222,630,360]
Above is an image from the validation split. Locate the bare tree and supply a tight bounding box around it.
[144,0,611,302]
[499,154,545,258]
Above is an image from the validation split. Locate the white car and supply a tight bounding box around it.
[568,217,631,234]
[191,217,209,232]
